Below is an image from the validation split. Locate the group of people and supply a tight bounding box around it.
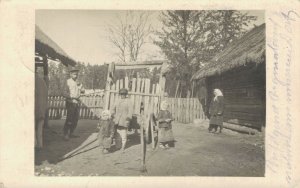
[35,66,224,153]
[61,67,175,154]
[97,89,176,154]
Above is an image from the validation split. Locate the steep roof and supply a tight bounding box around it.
[192,24,265,80]
[35,25,76,66]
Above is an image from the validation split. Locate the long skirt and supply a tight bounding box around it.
[98,133,113,149]
[159,127,174,143]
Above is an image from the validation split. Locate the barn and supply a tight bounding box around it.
[192,24,265,131]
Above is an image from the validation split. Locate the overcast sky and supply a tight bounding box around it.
[36,10,264,65]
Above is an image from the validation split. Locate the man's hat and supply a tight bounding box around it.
[69,66,80,72]
[119,88,128,95]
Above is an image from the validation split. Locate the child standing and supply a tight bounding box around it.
[157,100,174,149]
[112,88,131,152]
[97,110,115,154]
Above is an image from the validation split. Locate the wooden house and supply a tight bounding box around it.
[192,24,265,131]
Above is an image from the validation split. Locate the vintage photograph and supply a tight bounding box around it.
[34,10,265,176]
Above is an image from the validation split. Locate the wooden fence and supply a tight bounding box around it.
[166,98,206,123]
[47,95,105,120]
[47,95,205,123]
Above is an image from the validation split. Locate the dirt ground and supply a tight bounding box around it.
[35,119,265,176]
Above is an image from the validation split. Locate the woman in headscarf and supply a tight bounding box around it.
[157,100,174,149]
[208,89,224,133]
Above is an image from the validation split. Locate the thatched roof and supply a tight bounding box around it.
[35,25,76,66]
[192,24,265,80]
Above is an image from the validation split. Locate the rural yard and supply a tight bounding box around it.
[35,119,265,176]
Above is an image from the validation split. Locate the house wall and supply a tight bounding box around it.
[206,62,266,130]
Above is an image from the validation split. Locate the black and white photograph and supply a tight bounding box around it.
[34,10,266,176]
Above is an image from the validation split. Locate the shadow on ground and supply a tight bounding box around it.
[35,120,141,165]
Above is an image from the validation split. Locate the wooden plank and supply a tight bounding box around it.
[144,79,150,118]
[90,95,94,119]
[62,97,67,116]
[125,76,129,89]
[107,91,160,97]
[175,98,178,122]
[190,98,194,122]
[154,83,160,115]
[135,78,141,115]
[48,96,52,119]
[80,97,84,119]
[148,84,155,116]
[224,112,263,121]
[130,78,136,116]
[224,98,264,105]
[110,82,116,112]
[104,64,111,110]
[115,79,120,109]
[120,78,124,90]
[225,119,262,129]
[140,79,145,116]
[193,98,197,119]
[114,62,164,70]
[55,96,59,118]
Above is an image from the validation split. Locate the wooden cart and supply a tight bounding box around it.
[104,61,167,150]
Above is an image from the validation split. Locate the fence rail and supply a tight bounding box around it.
[47,95,205,123]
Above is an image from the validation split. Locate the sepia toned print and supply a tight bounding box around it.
[34,10,265,176]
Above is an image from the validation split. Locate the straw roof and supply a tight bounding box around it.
[192,24,265,80]
[35,25,76,66]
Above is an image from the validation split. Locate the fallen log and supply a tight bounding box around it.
[223,122,259,135]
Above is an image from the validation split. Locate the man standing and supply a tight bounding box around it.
[63,66,85,140]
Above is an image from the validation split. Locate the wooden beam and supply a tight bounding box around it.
[114,62,164,70]
[107,90,160,97]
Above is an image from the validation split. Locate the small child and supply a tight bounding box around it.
[157,100,174,149]
[97,110,115,154]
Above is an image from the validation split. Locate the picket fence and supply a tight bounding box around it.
[47,96,205,123]
[47,95,105,120]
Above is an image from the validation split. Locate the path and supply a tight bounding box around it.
[35,120,265,176]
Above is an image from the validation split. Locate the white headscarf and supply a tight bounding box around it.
[101,110,111,120]
[214,89,223,101]
[160,100,169,110]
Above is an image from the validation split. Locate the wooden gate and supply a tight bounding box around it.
[106,77,161,117]
[104,62,166,119]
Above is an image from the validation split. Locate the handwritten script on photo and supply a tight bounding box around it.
[267,9,299,186]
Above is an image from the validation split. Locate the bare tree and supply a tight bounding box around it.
[107,11,153,64]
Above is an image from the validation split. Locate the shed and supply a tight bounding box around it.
[192,24,265,130]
